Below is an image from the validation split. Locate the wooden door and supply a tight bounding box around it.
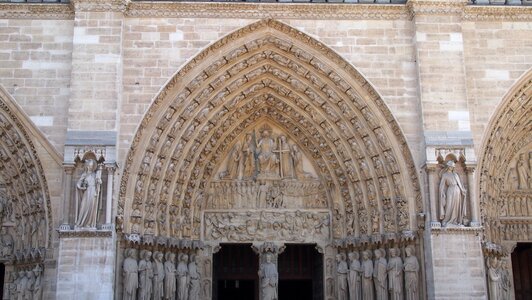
[512,243,532,300]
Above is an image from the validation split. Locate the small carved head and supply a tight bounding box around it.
[348,252,359,261]
[445,160,456,170]
[265,253,273,263]
[405,246,414,257]
[389,248,397,257]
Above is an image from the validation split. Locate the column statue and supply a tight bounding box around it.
[188,255,200,300]
[164,252,177,300]
[0,226,13,258]
[373,249,388,300]
[138,250,154,300]
[361,250,374,300]
[123,248,139,300]
[75,159,102,228]
[32,265,43,300]
[387,248,403,300]
[176,254,189,300]
[439,160,467,227]
[336,253,349,300]
[487,256,501,300]
[404,246,419,300]
[501,260,511,300]
[258,253,278,300]
[152,251,165,300]
[348,252,362,300]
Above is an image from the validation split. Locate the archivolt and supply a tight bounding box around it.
[0,86,52,252]
[118,19,421,241]
[478,69,532,247]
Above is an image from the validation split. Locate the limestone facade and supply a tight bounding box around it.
[0,0,530,299]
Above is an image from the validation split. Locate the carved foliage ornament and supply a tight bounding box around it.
[118,19,421,242]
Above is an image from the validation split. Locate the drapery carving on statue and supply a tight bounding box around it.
[74,154,104,229]
[0,94,51,251]
[204,210,330,242]
[118,19,421,241]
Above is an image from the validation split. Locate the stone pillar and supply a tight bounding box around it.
[253,242,285,300]
[466,165,480,227]
[200,243,216,300]
[102,165,116,230]
[427,164,441,228]
[59,166,74,230]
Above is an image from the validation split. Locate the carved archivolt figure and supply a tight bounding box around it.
[361,250,374,300]
[75,159,102,228]
[152,251,165,300]
[258,253,278,300]
[188,255,201,300]
[337,253,349,300]
[123,249,139,300]
[373,249,388,300]
[439,160,467,227]
[348,252,362,300]
[177,254,189,300]
[403,246,419,300]
[516,153,530,190]
[387,248,403,300]
[138,250,154,300]
[164,252,177,300]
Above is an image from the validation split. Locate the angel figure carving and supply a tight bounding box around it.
[75,159,102,228]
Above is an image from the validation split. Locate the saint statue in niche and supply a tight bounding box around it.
[258,253,278,300]
[75,159,102,228]
[256,126,279,178]
[439,160,467,227]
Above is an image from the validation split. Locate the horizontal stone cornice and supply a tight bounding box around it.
[69,0,127,12]
[0,3,74,19]
[463,5,532,21]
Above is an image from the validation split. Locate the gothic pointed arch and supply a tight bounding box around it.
[118,19,422,243]
[478,69,532,252]
[0,85,53,261]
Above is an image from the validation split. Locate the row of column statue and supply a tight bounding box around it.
[336,246,419,300]
[7,265,44,300]
[122,248,200,300]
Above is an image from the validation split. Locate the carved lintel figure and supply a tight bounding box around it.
[336,253,349,300]
[188,255,200,300]
[516,153,530,190]
[75,159,102,228]
[487,256,501,300]
[361,251,374,300]
[256,126,279,178]
[403,246,419,300]
[258,253,278,300]
[439,160,467,227]
[164,252,177,300]
[153,251,165,300]
[241,133,256,179]
[123,248,139,300]
[138,250,154,300]
[177,254,189,300]
[373,249,387,300]
[348,252,362,300]
[387,248,403,300]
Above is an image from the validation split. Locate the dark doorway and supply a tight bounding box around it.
[0,263,4,300]
[213,243,259,300]
[512,243,532,300]
[278,244,323,300]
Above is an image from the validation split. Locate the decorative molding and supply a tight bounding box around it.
[69,0,127,12]
[431,226,483,234]
[58,229,113,238]
[0,3,74,19]
[463,5,532,21]
[407,0,468,17]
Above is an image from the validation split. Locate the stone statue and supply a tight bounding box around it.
[487,256,501,300]
[177,253,189,300]
[123,248,139,300]
[258,253,278,300]
[25,270,35,300]
[224,142,241,179]
[138,250,154,300]
[336,253,349,300]
[164,252,177,300]
[387,248,403,300]
[241,133,256,179]
[75,159,102,228]
[291,144,310,179]
[153,251,165,300]
[439,160,467,227]
[373,248,388,300]
[348,252,362,300]
[188,255,200,300]
[33,264,43,300]
[501,260,511,300]
[256,127,279,178]
[362,250,374,300]
[17,270,27,300]
[0,226,13,257]
[276,135,293,178]
[516,153,529,189]
[404,246,419,300]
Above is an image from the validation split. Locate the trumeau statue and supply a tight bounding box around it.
[348,252,362,300]
[164,252,177,300]
[336,253,349,300]
[361,250,374,300]
[258,253,278,300]
[387,248,403,300]
[177,253,189,300]
[75,159,102,228]
[439,160,467,227]
[373,248,388,300]
[404,246,419,300]
[123,248,139,300]
[188,255,201,300]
